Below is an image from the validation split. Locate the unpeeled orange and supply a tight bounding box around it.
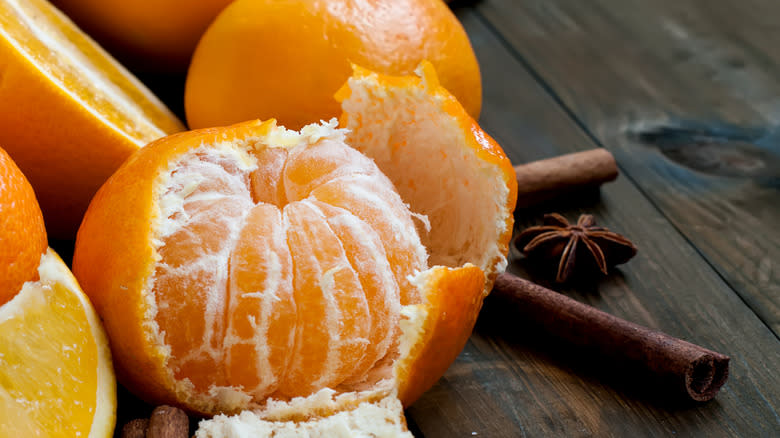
[0,0,185,238]
[185,0,482,131]
[73,63,515,418]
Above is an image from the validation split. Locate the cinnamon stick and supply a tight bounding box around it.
[492,273,729,402]
[514,149,618,208]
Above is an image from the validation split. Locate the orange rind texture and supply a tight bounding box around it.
[396,265,486,406]
[0,146,47,306]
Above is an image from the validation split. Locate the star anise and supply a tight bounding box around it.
[514,213,637,283]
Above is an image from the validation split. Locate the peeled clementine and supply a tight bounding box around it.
[74,64,515,417]
[0,0,185,238]
[50,0,233,70]
[185,0,482,131]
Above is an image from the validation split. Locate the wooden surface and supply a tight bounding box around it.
[403,1,780,437]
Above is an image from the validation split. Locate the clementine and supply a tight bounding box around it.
[73,64,515,417]
[0,0,185,238]
[185,0,481,131]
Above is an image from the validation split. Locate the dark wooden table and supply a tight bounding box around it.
[403,1,780,436]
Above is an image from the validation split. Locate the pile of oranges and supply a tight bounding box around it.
[0,0,517,436]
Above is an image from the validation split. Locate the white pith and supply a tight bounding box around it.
[195,388,412,438]
[340,71,511,285]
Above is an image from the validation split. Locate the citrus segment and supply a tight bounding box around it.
[227,204,295,399]
[310,175,427,305]
[0,146,47,306]
[281,199,371,397]
[0,249,116,437]
[0,0,184,237]
[315,200,401,385]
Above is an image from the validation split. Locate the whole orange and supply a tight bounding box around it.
[50,0,233,70]
[185,0,482,130]
[0,146,47,306]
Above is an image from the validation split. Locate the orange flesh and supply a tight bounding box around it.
[0,281,100,436]
[151,137,427,401]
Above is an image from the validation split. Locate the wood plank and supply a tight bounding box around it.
[404,7,780,437]
[476,0,780,335]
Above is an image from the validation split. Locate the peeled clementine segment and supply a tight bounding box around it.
[73,63,516,417]
[0,0,184,238]
[226,204,295,398]
[0,249,116,437]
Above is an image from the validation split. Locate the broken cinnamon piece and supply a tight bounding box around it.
[514,149,618,208]
[147,405,190,438]
[120,418,149,438]
[492,273,730,402]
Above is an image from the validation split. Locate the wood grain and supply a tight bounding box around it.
[404,6,780,437]
[476,0,780,335]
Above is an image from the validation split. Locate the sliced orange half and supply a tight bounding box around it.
[0,249,116,437]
